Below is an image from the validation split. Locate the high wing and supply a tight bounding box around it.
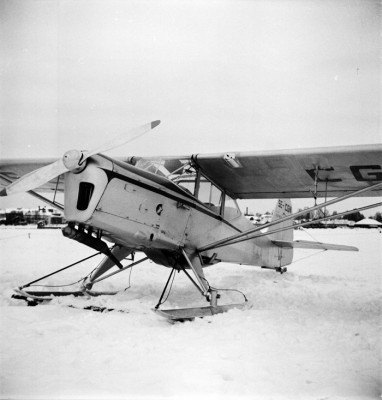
[1,144,381,199]
[0,158,63,193]
[188,144,382,199]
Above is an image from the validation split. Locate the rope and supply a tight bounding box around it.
[122,266,134,291]
[20,251,103,288]
[209,286,248,302]
[159,271,176,306]
[155,268,177,309]
[190,269,247,303]
[28,277,86,288]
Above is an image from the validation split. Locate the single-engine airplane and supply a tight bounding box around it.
[1,120,382,320]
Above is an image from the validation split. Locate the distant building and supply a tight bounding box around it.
[260,212,273,224]
[354,218,382,228]
[244,211,272,225]
[322,219,355,228]
[0,207,65,227]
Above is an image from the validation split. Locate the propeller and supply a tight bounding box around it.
[0,120,160,197]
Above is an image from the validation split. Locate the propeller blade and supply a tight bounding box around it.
[0,120,161,196]
[0,159,67,197]
[81,120,161,163]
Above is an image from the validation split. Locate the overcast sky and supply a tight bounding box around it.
[0,0,381,212]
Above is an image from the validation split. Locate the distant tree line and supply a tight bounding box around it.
[374,212,382,223]
[294,209,382,223]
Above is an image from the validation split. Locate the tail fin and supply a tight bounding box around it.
[261,199,294,271]
[268,199,294,242]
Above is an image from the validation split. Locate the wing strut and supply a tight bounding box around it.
[246,201,382,247]
[203,200,382,251]
[198,181,382,252]
[202,200,381,251]
[0,174,64,211]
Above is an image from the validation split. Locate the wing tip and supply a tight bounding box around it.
[0,188,7,197]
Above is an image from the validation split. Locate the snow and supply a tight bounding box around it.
[0,227,381,399]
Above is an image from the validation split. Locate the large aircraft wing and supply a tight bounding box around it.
[190,144,382,199]
[0,158,64,193]
[1,144,381,199]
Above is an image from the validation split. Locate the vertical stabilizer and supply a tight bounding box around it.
[268,199,293,242]
[263,199,294,270]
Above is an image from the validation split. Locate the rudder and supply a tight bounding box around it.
[263,199,294,270]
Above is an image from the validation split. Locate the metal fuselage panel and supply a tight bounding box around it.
[63,155,289,268]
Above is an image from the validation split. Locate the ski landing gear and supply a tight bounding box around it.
[11,248,148,310]
[154,249,248,322]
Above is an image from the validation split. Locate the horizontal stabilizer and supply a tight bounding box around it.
[272,239,358,252]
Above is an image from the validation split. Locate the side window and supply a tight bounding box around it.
[224,195,241,221]
[176,175,196,195]
[198,179,222,213]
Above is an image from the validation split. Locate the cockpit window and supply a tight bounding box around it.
[134,158,233,216]
[197,178,222,213]
[134,159,169,177]
[174,174,197,195]
[224,195,241,220]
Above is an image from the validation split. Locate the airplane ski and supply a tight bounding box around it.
[12,288,119,304]
[154,302,248,321]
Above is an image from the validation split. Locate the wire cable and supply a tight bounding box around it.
[289,249,327,266]
[27,277,87,288]
[209,286,248,302]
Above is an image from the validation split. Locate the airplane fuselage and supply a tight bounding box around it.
[64,155,292,270]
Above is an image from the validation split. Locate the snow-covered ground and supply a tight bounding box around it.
[0,227,381,399]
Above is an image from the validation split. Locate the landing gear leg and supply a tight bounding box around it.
[82,246,133,290]
[181,250,222,309]
[181,249,209,297]
[209,288,218,308]
[153,249,247,321]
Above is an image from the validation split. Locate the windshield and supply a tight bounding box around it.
[134,158,241,218]
[134,159,171,178]
[135,158,196,192]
